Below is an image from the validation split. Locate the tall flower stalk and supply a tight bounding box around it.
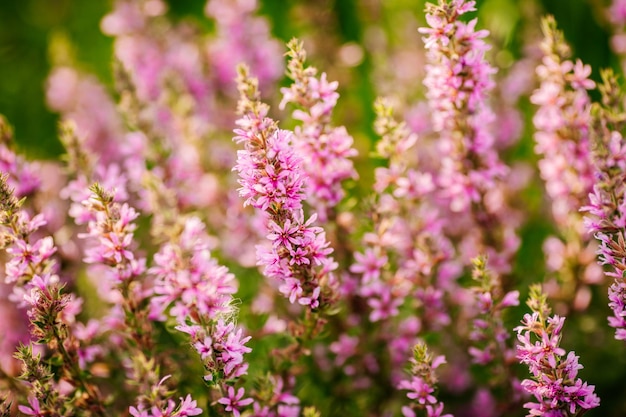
[582,68,626,340]
[280,38,358,222]
[419,0,518,273]
[515,285,600,416]
[150,215,252,415]
[234,64,338,319]
[350,99,447,325]
[467,256,522,415]
[0,117,43,377]
[0,175,106,416]
[531,16,600,308]
[79,184,199,415]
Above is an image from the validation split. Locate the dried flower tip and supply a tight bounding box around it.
[59,120,93,175]
[0,173,22,223]
[88,183,114,205]
[540,15,571,59]
[526,284,551,320]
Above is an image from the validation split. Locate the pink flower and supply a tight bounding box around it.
[280,40,358,221]
[234,90,337,309]
[426,402,453,417]
[399,376,436,405]
[516,290,600,415]
[176,395,203,416]
[129,405,150,417]
[218,386,254,417]
[267,219,300,250]
[350,249,387,283]
[18,396,43,416]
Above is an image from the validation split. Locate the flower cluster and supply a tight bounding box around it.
[420,0,501,212]
[234,65,337,312]
[4,0,626,415]
[280,39,358,221]
[532,17,595,227]
[582,68,626,340]
[350,98,450,329]
[80,184,145,283]
[468,257,519,368]
[419,0,519,274]
[466,257,524,414]
[150,216,237,325]
[78,185,204,415]
[0,175,106,415]
[399,342,452,417]
[150,215,252,394]
[531,17,602,311]
[129,394,202,417]
[515,285,600,416]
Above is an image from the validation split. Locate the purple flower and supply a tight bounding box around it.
[234,66,337,311]
[399,343,452,417]
[18,396,43,417]
[175,395,203,416]
[419,0,518,274]
[280,40,358,221]
[218,386,254,417]
[350,249,387,284]
[515,286,600,415]
[399,376,437,405]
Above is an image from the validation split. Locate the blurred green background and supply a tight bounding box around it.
[0,0,615,159]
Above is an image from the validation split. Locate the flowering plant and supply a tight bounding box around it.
[1,0,625,416]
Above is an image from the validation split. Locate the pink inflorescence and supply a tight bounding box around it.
[150,216,237,324]
[0,175,108,414]
[418,0,519,276]
[129,394,202,417]
[280,39,358,221]
[531,18,595,228]
[399,343,452,417]
[515,287,600,416]
[234,67,337,311]
[150,216,252,384]
[468,257,519,368]
[580,69,626,340]
[79,186,146,283]
[420,0,505,214]
[349,99,452,327]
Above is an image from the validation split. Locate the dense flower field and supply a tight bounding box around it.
[1,0,626,416]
